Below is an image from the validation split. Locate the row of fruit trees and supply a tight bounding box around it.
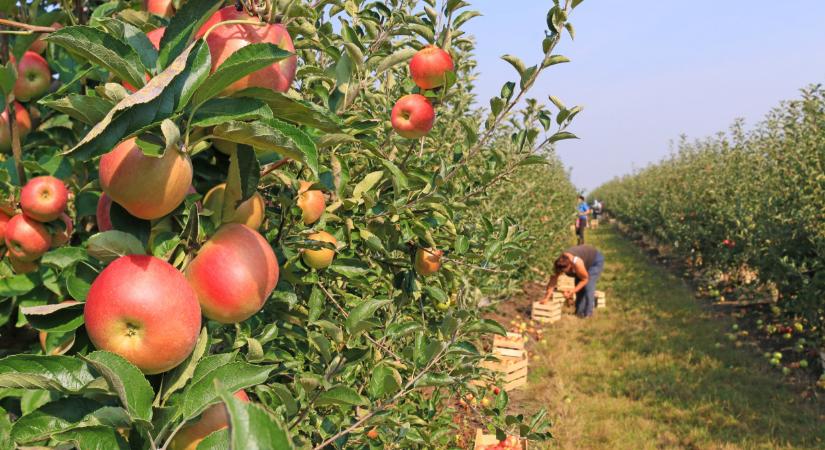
[0,0,582,448]
[592,86,825,381]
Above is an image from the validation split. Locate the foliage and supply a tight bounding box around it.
[593,85,825,342]
[0,0,583,448]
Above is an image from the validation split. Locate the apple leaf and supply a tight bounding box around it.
[160,327,209,403]
[40,246,88,271]
[217,383,294,450]
[82,351,154,424]
[374,47,417,74]
[315,385,369,407]
[45,25,147,90]
[38,95,114,125]
[190,97,273,127]
[20,302,85,333]
[233,88,342,133]
[196,429,230,450]
[95,17,159,71]
[0,273,39,297]
[157,0,222,69]
[212,118,319,177]
[180,362,273,420]
[222,145,260,223]
[51,425,130,450]
[191,43,292,105]
[0,355,96,393]
[86,231,146,263]
[368,364,402,399]
[10,398,129,445]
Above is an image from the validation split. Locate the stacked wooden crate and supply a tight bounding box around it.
[473,429,528,450]
[479,332,528,391]
[596,290,607,309]
[531,293,563,323]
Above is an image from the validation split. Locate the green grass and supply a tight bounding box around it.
[513,226,825,450]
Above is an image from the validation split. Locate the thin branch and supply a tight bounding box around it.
[0,18,56,32]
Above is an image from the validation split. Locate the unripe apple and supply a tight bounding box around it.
[13,51,51,102]
[185,224,278,324]
[84,255,201,374]
[145,0,174,17]
[203,183,265,230]
[196,7,297,95]
[414,248,442,276]
[9,254,38,274]
[170,390,250,450]
[302,231,337,269]
[391,94,435,139]
[4,214,51,262]
[0,102,32,153]
[409,45,454,90]
[296,181,325,225]
[51,213,73,247]
[96,193,113,232]
[20,175,68,222]
[99,138,193,220]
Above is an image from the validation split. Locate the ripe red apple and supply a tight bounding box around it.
[366,428,379,440]
[0,211,9,244]
[170,390,250,450]
[409,45,454,90]
[391,94,435,139]
[185,224,278,324]
[9,254,38,274]
[20,175,68,222]
[51,213,73,247]
[4,214,51,262]
[0,102,32,153]
[203,183,265,230]
[146,27,166,50]
[99,138,193,220]
[296,181,325,225]
[145,0,174,17]
[196,7,297,95]
[414,247,443,276]
[13,51,51,102]
[84,255,201,374]
[96,193,113,232]
[302,231,337,269]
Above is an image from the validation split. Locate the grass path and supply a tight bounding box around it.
[512,225,825,450]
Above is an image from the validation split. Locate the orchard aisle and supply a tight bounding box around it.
[512,226,825,450]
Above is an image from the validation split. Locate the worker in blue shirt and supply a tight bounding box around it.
[575,195,590,244]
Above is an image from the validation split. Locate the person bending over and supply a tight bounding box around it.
[541,244,605,318]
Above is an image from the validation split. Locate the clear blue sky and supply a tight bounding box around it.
[463,1,825,191]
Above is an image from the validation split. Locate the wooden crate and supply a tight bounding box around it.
[479,352,528,391]
[590,218,599,228]
[473,429,528,450]
[596,290,607,309]
[557,274,575,289]
[531,300,562,323]
[492,332,526,358]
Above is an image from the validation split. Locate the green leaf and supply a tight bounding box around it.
[454,235,469,254]
[0,273,39,297]
[352,171,384,200]
[190,97,273,127]
[161,327,209,402]
[20,302,85,333]
[86,231,146,263]
[547,131,578,143]
[315,385,368,407]
[39,95,114,125]
[45,25,147,89]
[466,319,507,336]
[0,62,16,98]
[414,372,454,387]
[517,155,548,166]
[11,398,129,445]
[51,425,129,450]
[422,286,447,302]
[192,43,292,105]
[181,362,273,419]
[40,247,87,270]
[223,145,261,223]
[345,299,391,335]
[157,0,223,69]
[329,259,370,279]
[375,47,416,74]
[218,384,293,450]
[543,54,570,68]
[95,17,159,71]
[196,429,230,450]
[501,54,526,75]
[236,88,342,132]
[0,355,96,393]
[82,351,154,423]
[212,118,319,176]
[368,364,401,398]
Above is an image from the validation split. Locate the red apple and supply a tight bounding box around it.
[203,183,265,230]
[409,45,454,90]
[4,214,51,262]
[29,23,62,54]
[13,51,51,102]
[414,247,442,276]
[0,102,32,154]
[185,224,278,324]
[391,94,435,139]
[84,255,201,374]
[302,231,337,269]
[296,181,325,225]
[366,428,379,440]
[145,0,174,17]
[51,213,73,247]
[9,254,38,274]
[146,27,166,50]
[0,211,9,244]
[20,175,68,222]
[99,138,193,220]
[170,390,250,450]
[96,193,113,232]
[196,7,297,95]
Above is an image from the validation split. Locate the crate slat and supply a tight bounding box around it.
[596,290,607,309]
[493,332,526,352]
[531,301,562,323]
[473,429,528,450]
